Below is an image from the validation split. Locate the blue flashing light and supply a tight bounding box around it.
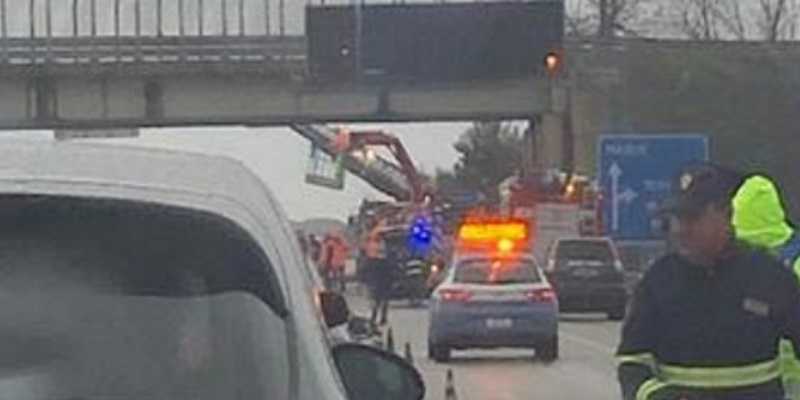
[407,217,434,256]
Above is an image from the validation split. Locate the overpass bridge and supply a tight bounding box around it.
[0,0,554,130]
[0,0,561,199]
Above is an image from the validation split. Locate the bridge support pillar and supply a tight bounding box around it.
[32,78,57,122]
[144,81,164,120]
[523,117,538,176]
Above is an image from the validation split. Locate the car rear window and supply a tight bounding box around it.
[556,241,615,262]
[454,259,540,285]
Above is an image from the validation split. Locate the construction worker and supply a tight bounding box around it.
[732,174,800,399]
[617,164,800,400]
[321,231,350,292]
[364,218,390,325]
[319,233,339,291]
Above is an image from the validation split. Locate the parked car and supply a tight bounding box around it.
[0,140,423,400]
[544,237,628,320]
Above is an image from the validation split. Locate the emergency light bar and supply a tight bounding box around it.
[458,222,528,242]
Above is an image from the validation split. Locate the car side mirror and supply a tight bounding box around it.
[332,343,425,400]
[319,290,350,328]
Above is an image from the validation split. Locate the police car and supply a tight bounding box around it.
[427,221,559,363]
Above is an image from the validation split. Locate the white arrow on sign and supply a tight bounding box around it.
[609,162,622,231]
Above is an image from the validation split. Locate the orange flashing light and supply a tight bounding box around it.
[458,222,528,242]
[497,238,515,253]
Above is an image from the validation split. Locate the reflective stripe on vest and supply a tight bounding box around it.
[636,378,669,400]
[658,359,781,389]
[617,353,656,370]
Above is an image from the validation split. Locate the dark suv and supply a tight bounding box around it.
[545,238,628,320]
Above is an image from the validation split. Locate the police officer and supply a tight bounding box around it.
[617,164,800,400]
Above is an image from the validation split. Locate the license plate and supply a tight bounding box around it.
[486,318,513,329]
[474,293,519,302]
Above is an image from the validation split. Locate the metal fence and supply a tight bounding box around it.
[0,0,494,67]
[0,0,296,38]
[0,0,314,67]
[0,0,501,40]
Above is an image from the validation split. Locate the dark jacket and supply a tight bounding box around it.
[617,244,800,400]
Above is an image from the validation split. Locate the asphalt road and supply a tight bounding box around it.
[347,292,623,400]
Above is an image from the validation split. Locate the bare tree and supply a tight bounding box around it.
[565,0,596,37]
[714,1,748,40]
[677,0,722,40]
[676,0,753,40]
[564,0,646,38]
[756,0,798,41]
[595,0,645,37]
[676,0,799,41]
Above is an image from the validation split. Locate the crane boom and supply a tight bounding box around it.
[289,124,415,201]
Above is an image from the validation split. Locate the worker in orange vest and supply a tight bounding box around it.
[363,219,390,325]
[319,232,350,292]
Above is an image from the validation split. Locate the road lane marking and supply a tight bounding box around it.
[560,330,616,355]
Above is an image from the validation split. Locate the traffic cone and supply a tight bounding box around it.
[445,369,457,400]
[404,342,414,365]
[385,327,395,353]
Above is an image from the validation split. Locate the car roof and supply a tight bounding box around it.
[0,139,273,211]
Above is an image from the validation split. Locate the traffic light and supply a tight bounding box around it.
[544,50,563,78]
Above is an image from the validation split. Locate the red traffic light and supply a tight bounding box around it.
[544,51,563,77]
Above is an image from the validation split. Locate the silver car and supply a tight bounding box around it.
[0,140,423,400]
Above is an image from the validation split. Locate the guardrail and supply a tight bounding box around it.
[0,35,306,67]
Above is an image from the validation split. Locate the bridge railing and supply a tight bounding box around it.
[0,0,310,67]
[0,34,306,66]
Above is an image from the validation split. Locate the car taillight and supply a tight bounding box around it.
[439,289,472,302]
[527,288,557,303]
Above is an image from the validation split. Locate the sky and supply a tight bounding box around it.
[93,124,467,221]
[0,124,465,221]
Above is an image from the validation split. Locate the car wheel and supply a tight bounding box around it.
[608,308,626,321]
[429,343,451,363]
[537,336,559,362]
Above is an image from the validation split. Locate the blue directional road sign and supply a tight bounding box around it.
[598,134,709,240]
